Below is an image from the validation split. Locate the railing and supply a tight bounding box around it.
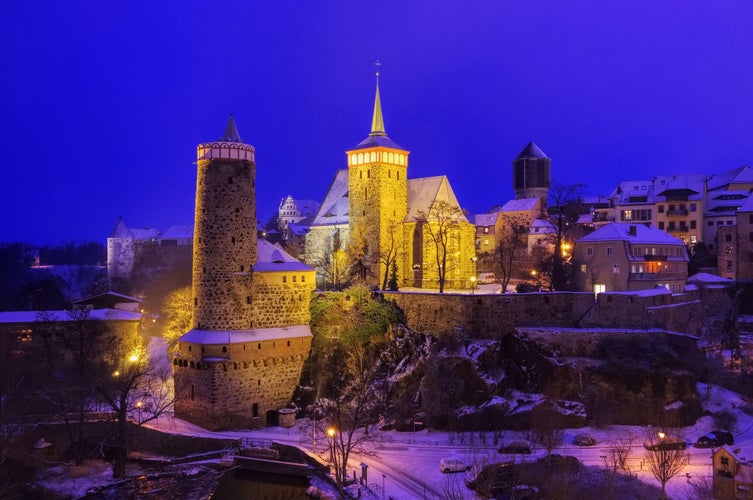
[628,272,686,281]
[666,209,689,217]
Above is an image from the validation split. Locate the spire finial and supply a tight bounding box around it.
[370,61,386,137]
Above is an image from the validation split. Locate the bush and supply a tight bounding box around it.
[714,409,738,432]
[573,433,597,446]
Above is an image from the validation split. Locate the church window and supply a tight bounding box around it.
[388,152,394,163]
[358,153,364,164]
[287,340,291,347]
[397,171,400,180]
[359,170,362,179]
[365,188,367,199]
[370,151,376,162]
[188,345,192,352]
[194,298,197,306]
[388,170,391,179]
[367,169,370,178]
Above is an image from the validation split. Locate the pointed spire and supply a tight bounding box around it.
[220,114,242,142]
[370,62,387,137]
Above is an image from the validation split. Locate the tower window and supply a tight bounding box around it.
[222,346,227,353]
[228,177,233,184]
[246,296,251,304]
[397,171,400,180]
[240,265,245,271]
[283,275,287,283]
[367,170,370,178]
[360,170,363,179]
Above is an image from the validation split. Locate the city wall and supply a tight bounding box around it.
[384,285,733,339]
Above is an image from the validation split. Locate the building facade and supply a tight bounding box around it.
[173,117,314,430]
[573,223,689,294]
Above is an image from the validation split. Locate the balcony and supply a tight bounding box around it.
[628,272,686,281]
[666,209,689,217]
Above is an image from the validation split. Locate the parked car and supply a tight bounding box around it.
[695,430,734,448]
[440,458,470,473]
[643,437,687,451]
[498,440,532,454]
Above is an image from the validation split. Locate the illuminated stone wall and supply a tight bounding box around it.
[192,157,257,331]
[173,335,311,430]
[250,270,316,328]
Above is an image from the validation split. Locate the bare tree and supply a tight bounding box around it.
[530,403,564,463]
[489,214,530,292]
[417,200,465,293]
[377,222,402,291]
[607,437,634,472]
[95,343,175,478]
[546,182,585,290]
[314,230,352,290]
[325,344,379,487]
[643,430,689,500]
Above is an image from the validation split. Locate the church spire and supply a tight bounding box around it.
[220,114,242,142]
[370,62,386,137]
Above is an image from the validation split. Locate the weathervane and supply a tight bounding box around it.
[375,60,381,79]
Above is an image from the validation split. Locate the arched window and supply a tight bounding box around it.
[388,152,394,163]
[370,151,376,162]
[358,153,364,164]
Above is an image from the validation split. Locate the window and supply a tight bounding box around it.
[690,220,696,229]
[727,220,733,225]
[726,234,732,242]
[658,222,665,230]
[581,265,587,273]
[658,205,664,213]
[668,221,675,231]
[301,275,305,282]
[613,264,620,274]
[606,247,613,256]
[587,247,593,256]
[483,227,489,234]
[726,260,733,270]
[690,235,697,243]
[708,221,714,226]
[690,203,696,212]
[292,275,297,282]
[282,275,287,283]
[717,221,723,226]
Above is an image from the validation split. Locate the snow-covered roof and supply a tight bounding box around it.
[287,223,310,236]
[108,217,132,238]
[312,170,349,226]
[707,166,753,191]
[161,225,193,239]
[0,308,142,324]
[654,174,705,199]
[530,218,556,233]
[72,292,142,305]
[500,198,540,212]
[687,272,733,283]
[740,194,753,213]
[130,227,159,240]
[474,212,499,226]
[179,325,312,344]
[254,238,313,272]
[405,176,468,223]
[577,223,684,245]
[610,180,654,204]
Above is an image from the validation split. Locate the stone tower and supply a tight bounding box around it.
[513,142,550,206]
[346,70,410,287]
[174,116,314,430]
[192,115,257,331]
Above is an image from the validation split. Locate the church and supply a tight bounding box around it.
[305,73,477,290]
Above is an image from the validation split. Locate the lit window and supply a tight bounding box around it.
[613,264,620,274]
[581,265,587,273]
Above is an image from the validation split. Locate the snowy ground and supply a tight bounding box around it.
[136,380,753,499]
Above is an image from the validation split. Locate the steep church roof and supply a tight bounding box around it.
[351,72,404,151]
[312,169,350,225]
[405,176,469,223]
[254,238,313,272]
[516,142,548,159]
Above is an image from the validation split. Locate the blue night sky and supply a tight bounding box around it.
[3,1,753,244]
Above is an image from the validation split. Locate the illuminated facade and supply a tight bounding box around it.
[306,74,476,289]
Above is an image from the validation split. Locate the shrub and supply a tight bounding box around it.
[573,433,597,446]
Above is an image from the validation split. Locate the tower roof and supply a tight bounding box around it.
[219,114,242,142]
[351,68,404,151]
[108,216,132,238]
[516,142,548,160]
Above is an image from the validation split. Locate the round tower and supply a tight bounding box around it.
[513,142,550,205]
[192,115,257,330]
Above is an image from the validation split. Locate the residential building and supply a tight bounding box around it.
[713,446,753,500]
[573,223,689,294]
[653,174,705,245]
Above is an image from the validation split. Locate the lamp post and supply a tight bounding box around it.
[470,276,476,294]
[326,426,336,465]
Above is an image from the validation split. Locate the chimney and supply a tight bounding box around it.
[629,225,637,236]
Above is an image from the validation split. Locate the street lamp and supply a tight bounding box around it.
[470,276,476,294]
[326,426,336,466]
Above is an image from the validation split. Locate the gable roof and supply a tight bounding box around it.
[405,176,468,223]
[254,238,313,272]
[161,225,193,239]
[500,198,540,212]
[475,212,499,226]
[707,166,753,191]
[577,223,684,245]
[312,170,349,226]
[109,217,132,238]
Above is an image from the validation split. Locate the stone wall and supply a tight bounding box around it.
[193,158,257,330]
[173,335,311,430]
[385,287,734,338]
[251,272,315,328]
